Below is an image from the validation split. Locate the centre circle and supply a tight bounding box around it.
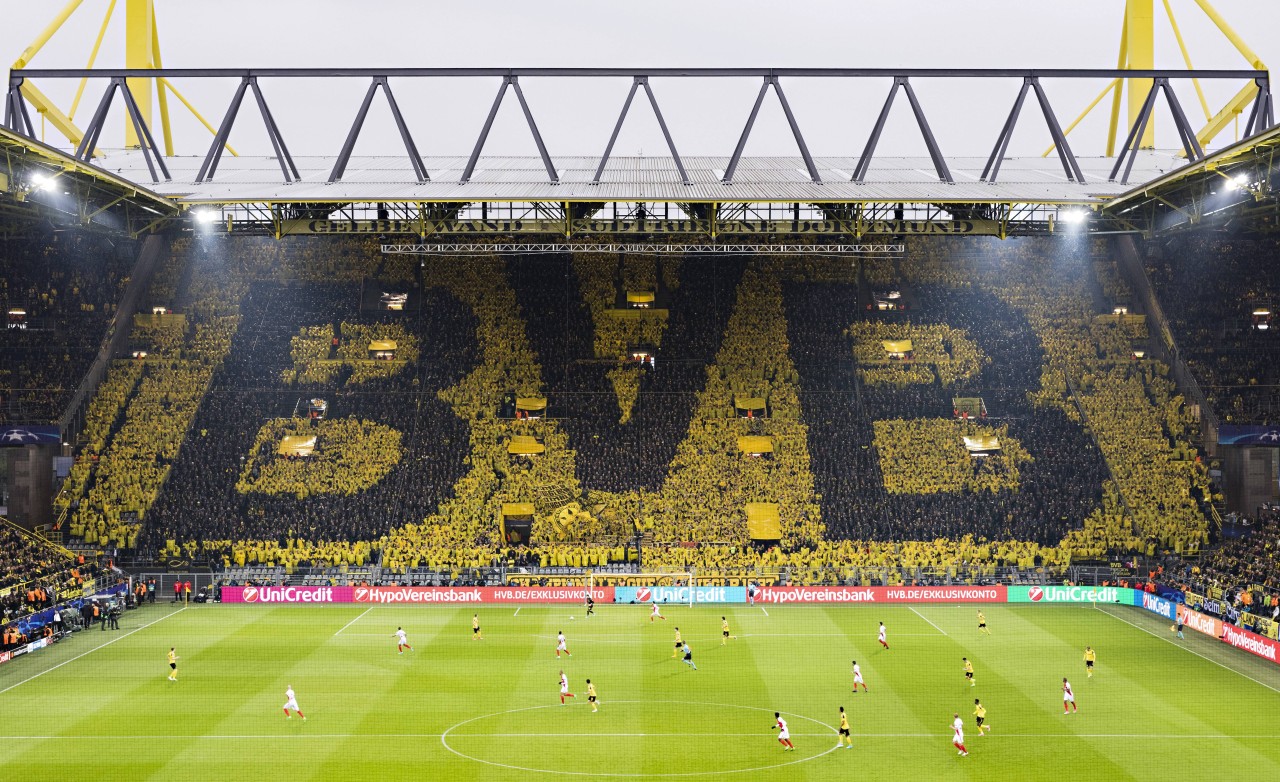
[440,699,839,777]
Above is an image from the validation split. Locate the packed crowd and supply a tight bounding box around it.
[511,251,742,491]
[0,232,135,423]
[52,234,1221,575]
[145,252,476,566]
[1146,234,1280,424]
[0,523,95,622]
[1186,507,1280,595]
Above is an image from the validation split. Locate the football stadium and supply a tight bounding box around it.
[3,1,1280,780]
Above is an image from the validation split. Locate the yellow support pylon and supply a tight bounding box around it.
[12,0,232,157]
[1047,0,1267,158]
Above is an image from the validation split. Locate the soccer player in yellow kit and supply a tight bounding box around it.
[963,657,976,687]
[973,699,991,735]
[1084,646,1096,678]
[721,616,736,645]
[472,614,483,640]
[837,707,853,748]
[977,610,990,635]
[587,679,599,712]
[673,627,683,658]
[167,648,179,681]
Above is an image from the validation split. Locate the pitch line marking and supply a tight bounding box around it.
[760,607,768,616]
[1094,604,1280,696]
[0,607,188,697]
[908,606,948,636]
[333,607,372,637]
[514,607,521,617]
[4,732,1278,741]
[441,700,839,777]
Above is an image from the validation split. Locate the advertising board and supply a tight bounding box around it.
[1219,623,1280,664]
[752,585,1006,604]
[353,586,611,604]
[1139,592,1177,620]
[614,586,745,604]
[220,586,353,604]
[1007,585,1128,604]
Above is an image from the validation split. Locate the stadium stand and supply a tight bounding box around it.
[0,233,136,424]
[0,519,96,622]
[49,234,1216,578]
[1146,234,1280,425]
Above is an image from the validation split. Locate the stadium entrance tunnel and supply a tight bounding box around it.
[441,700,838,776]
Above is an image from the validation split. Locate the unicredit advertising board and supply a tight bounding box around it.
[1007,585,1128,604]
[754,585,1007,604]
[614,586,745,604]
[353,586,611,604]
[1138,592,1177,620]
[222,585,353,604]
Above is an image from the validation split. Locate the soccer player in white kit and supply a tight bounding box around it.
[878,621,889,649]
[650,601,666,622]
[851,660,868,692]
[772,712,794,750]
[393,627,413,654]
[283,685,305,720]
[1062,677,1077,713]
[555,630,571,658]
[559,670,575,704]
[951,713,967,756]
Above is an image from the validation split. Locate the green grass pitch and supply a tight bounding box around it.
[2,601,1279,780]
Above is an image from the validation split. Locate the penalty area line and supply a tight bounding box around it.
[333,607,373,637]
[0,607,188,697]
[760,607,768,616]
[908,606,947,636]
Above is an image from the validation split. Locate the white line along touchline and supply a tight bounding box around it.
[0,607,188,696]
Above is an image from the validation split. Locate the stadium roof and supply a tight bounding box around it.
[0,127,180,236]
[96,150,1186,205]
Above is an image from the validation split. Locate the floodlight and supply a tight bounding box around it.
[1061,209,1088,224]
[30,172,58,192]
[193,208,219,224]
[1223,173,1251,192]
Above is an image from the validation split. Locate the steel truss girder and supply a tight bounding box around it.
[1243,78,1275,137]
[984,78,1085,184]
[594,77,689,186]
[461,76,557,184]
[723,76,821,184]
[196,76,298,184]
[1110,77,1205,184]
[73,77,170,183]
[4,82,37,138]
[330,76,427,183]
[854,77,952,184]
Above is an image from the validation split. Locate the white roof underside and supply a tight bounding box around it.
[95,150,1187,204]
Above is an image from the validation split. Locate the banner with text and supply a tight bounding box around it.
[1176,604,1223,638]
[1007,585,1129,604]
[753,585,1007,605]
[1219,623,1280,665]
[1139,592,1177,620]
[221,585,354,604]
[353,586,612,604]
[614,586,745,604]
